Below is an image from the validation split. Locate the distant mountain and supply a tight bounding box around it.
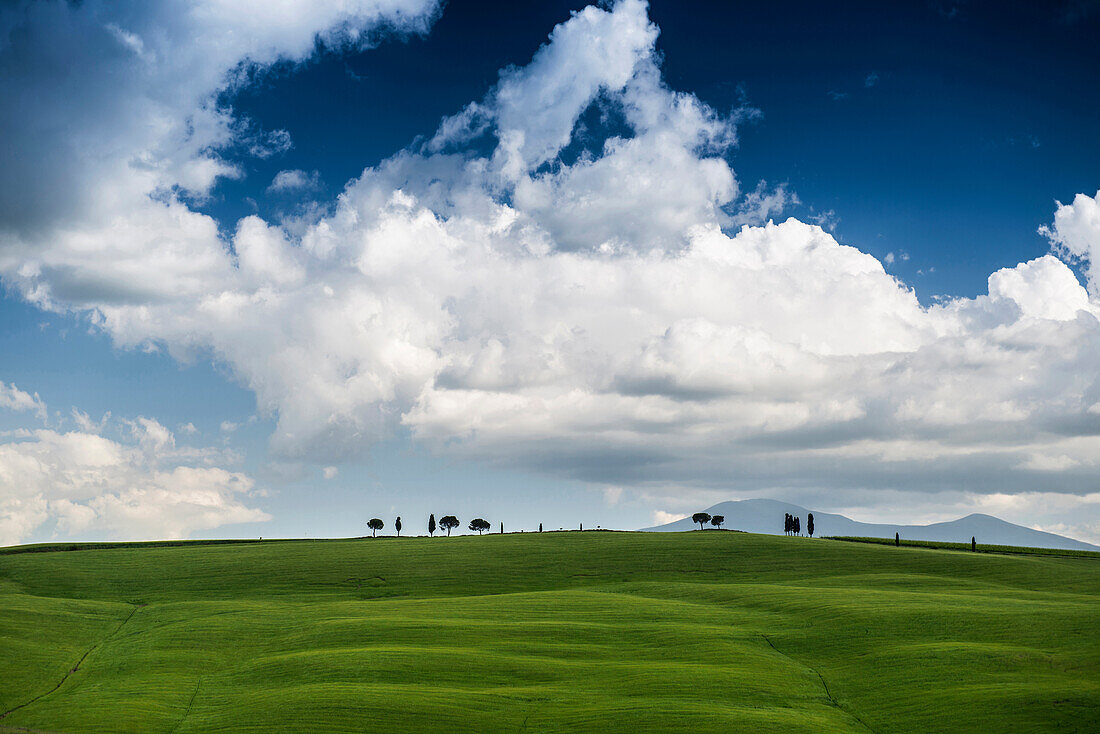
[641,498,1100,551]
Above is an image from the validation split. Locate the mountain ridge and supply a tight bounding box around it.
[640,499,1099,551]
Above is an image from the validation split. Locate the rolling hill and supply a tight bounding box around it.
[0,531,1098,733]
[642,498,1100,550]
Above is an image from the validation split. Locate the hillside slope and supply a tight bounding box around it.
[642,498,1100,550]
[1,532,1098,733]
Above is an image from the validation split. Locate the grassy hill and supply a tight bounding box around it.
[1,531,1097,733]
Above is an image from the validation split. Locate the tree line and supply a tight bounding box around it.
[364,514,562,538]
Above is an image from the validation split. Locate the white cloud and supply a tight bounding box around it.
[322,466,339,479]
[1,0,1100,528]
[0,418,268,546]
[603,486,623,506]
[651,510,687,526]
[0,0,440,247]
[0,383,47,421]
[267,169,322,194]
[1041,189,1100,292]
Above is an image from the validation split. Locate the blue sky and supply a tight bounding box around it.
[2,0,1099,545]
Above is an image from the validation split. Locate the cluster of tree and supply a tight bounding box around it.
[783,512,816,537]
[362,514,578,538]
[690,513,725,530]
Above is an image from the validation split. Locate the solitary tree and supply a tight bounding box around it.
[539,523,543,533]
[500,522,504,534]
[469,518,491,535]
[710,515,725,530]
[428,513,436,537]
[395,516,402,537]
[807,513,814,538]
[692,512,711,530]
[971,536,976,552]
[440,515,459,536]
[367,518,384,537]
[895,532,900,547]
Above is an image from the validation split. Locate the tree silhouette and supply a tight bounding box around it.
[972,536,976,552]
[539,523,543,533]
[807,513,814,538]
[469,518,490,535]
[395,516,402,537]
[692,512,711,530]
[500,522,504,534]
[367,518,384,537]
[428,513,436,537]
[710,515,724,529]
[895,532,900,547]
[784,513,791,535]
[794,516,800,535]
[440,515,459,536]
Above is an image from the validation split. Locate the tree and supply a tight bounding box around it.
[367,518,384,537]
[971,536,976,552]
[539,523,543,533]
[428,513,436,537]
[500,522,504,534]
[710,515,724,529]
[440,515,459,536]
[895,532,900,547]
[692,512,711,530]
[469,518,490,535]
[794,516,800,535]
[395,516,402,537]
[784,513,791,535]
[807,513,814,538]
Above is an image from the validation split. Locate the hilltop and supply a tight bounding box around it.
[642,498,1100,550]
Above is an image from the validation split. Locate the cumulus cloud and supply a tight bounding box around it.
[1,0,1100,538]
[0,410,268,546]
[1041,190,1100,292]
[267,169,322,194]
[0,383,47,420]
[0,0,440,239]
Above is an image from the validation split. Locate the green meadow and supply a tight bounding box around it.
[1,531,1097,733]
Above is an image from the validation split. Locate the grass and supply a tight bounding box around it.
[827,535,1100,558]
[0,531,1097,733]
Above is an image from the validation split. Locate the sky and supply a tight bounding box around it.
[2,0,1100,546]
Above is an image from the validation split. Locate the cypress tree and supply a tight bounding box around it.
[895,532,900,547]
[428,513,436,537]
[395,516,402,537]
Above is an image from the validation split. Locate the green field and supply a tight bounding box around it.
[827,535,1100,559]
[1,532,1097,733]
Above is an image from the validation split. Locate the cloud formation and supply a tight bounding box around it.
[268,169,323,195]
[0,396,267,546]
[1,0,1099,539]
[0,383,46,421]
